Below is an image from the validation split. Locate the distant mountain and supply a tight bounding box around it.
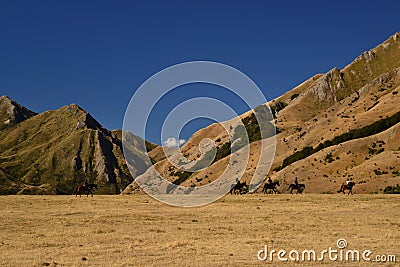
[0,101,155,194]
[123,32,400,194]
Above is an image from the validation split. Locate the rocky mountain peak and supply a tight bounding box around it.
[0,95,37,130]
[59,103,104,131]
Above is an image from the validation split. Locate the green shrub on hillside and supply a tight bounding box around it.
[214,141,231,163]
[172,171,192,185]
[274,111,400,172]
[384,184,400,194]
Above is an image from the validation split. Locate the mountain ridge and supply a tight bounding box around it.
[123,32,400,194]
[1,32,399,195]
[0,100,154,194]
[0,95,37,131]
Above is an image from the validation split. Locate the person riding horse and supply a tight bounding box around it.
[75,181,98,197]
[230,180,248,195]
[338,181,355,195]
[287,178,305,194]
[262,180,280,194]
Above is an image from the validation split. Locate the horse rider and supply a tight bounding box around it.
[345,178,352,186]
[266,177,272,185]
[294,177,299,188]
[235,177,240,185]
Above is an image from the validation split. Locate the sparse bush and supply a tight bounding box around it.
[282,146,313,168]
[384,184,400,194]
[172,171,192,185]
[274,111,400,171]
[290,93,300,100]
[214,141,231,162]
[374,169,388,175]
[324,153,334,163]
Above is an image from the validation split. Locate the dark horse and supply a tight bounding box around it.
[287,183,305,194]
[338,182,355,195]
[75,183,98,197]
[262,181,280,194]
[230,181,248,195]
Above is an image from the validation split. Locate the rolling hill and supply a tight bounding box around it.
[123,32,400,194]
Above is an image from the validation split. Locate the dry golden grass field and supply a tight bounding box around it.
[0,194,399,266]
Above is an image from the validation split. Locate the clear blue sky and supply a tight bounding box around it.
[1,0,399,144]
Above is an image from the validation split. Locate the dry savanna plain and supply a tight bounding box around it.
[0,194,399,267]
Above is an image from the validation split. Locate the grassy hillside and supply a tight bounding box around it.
[0,103,153,194]
[123,32,400,194]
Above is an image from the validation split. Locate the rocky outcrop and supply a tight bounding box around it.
[310,68,345,102]
[353,50,376,63]
[0,96,37,130]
